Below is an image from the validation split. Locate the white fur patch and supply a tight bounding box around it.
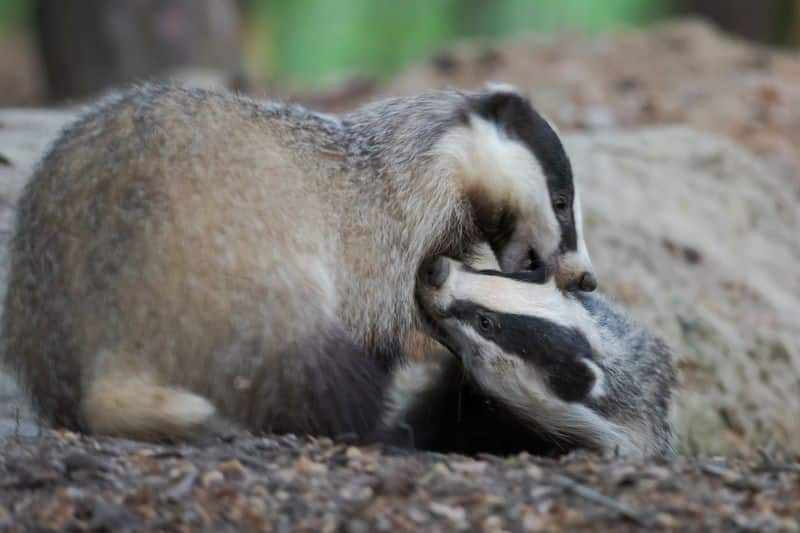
[434,116,561,260]
[583,359,607,400]
[559,185,594,280]
[382,360,446,429]
[82,372,216,440]
[465,242,501,271]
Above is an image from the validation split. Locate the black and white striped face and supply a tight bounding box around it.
[435,86,595,292]
[416,256,604,405]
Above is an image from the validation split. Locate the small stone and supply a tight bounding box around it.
[655,513,679,528]
[347,519,370,533]
[63,451,110,474]
[526,465,543,480]
[483,514,506,532]
[218,458,246,481]
[90,502,139,531]
[433,463,451,476]
[295,456,327,476]
[53,430,80,444]
[164,471,198,500]
[342,485,374,504]
[64,487,85,500]
[201,470,224,487]
[346,447,364,461]
[779,519,800,532]
[529,486,559,500]
[408,508,427,523]
[451,460,487,475]
[429,502,467,526]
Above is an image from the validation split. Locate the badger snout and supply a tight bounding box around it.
[419,256,451,290]
[574,272,597,292]
[553,252,597,293]
[416,256,457,320]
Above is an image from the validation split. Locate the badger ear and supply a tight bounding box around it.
[483,81,518,94]
[469,88,530,130]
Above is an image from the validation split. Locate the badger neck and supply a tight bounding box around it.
[336,96,476,364]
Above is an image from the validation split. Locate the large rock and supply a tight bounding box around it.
[565,127,800,454]
[1,108,798,454]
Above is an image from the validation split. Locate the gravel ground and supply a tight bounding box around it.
[1,432,799,532]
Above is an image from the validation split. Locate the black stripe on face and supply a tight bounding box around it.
[470,92,578,253]
[448,299,595,402]
[462,264,551,284]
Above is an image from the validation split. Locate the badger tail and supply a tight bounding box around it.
[81,372,227,442]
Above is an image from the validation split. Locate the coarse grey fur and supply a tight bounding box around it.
[1,84,590,441]
[382,258,676,458]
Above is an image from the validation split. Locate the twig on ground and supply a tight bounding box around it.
[549,474,655,527]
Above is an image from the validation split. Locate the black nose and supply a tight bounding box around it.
[420,256,450,289]
[578,272,597,292]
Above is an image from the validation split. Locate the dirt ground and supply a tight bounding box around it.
[1,432,799,532]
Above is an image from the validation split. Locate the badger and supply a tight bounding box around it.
[1,83,595,441]
[379,256,676,458]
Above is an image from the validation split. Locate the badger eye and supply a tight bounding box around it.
[553,197,569,211]
[477,314,494,334]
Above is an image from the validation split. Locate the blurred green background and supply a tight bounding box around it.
[243,0,667,83]
[3,0,799,87]
[0,0,797,105]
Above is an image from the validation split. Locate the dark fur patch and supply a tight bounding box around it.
[448,300,595,402]
[466,192,519,259]
[375,354,582,456]
[262,326,390,443]
[470,92,578,253]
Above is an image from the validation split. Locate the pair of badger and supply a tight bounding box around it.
[1,83,675,457]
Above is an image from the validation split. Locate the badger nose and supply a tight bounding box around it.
[420,256,450,289]
[578,272,597,292]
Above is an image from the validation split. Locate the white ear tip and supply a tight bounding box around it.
[583,359,606,399]
[483,81,518,94]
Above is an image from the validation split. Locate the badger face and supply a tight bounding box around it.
[435,87,596,292]
[416,256,604,404]
[415,256,640,455]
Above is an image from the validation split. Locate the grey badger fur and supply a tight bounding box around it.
[2,83,594,441]
[380,257,676,458]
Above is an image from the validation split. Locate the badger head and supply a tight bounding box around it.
[435,84,595,292]
[414,255,639,456]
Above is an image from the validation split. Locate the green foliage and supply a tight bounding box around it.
[0,0,27,31]
[0,0,666,82]
[253,0,666,84]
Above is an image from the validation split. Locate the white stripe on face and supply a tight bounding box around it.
[419,258,601,349]
[572,185,593,270]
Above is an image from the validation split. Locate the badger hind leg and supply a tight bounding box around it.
[81,371,231,442]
